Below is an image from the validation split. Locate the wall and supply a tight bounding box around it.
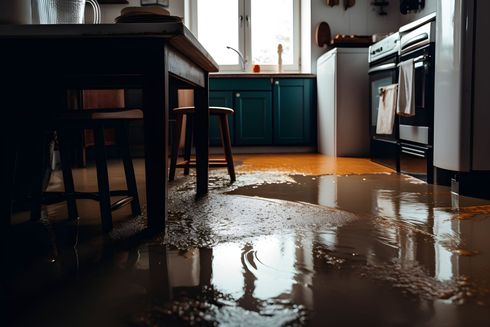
[310,0,400,72]
[398,0,437,25]
[99,0,184,24]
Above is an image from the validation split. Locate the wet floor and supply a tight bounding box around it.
[3,170,490,326]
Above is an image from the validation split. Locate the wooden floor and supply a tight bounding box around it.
[233,153,394,175]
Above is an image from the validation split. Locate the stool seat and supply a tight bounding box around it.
[173,106,234,115]
[170,106,236,182]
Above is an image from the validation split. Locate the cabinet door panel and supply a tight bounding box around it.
[235,91,272,145]
[273,79,314,145]
[209,91,234,146]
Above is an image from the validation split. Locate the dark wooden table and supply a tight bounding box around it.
[0,22,218,234]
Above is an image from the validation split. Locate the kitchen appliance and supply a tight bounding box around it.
[33,0,101,24]
[434,0,490,196]
[368,32,400,171]
[397,13,436,183]
[317,47,369,157]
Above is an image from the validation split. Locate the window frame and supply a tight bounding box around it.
[188,0,301,72]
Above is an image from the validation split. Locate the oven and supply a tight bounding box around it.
[398,14,435,183]
[368,32,400,171]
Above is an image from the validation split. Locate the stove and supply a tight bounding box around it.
[368,32,400,64]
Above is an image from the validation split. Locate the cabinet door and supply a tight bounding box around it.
[235,91,272,145]
[273,79,315,145]
[209,91,234,146]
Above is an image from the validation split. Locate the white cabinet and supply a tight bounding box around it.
[316,47,369,157]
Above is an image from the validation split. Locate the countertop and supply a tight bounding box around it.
[0,22,219,73]
[210,72,316,78]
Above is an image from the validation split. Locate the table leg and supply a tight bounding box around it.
[194,75,209,196]
[142,48,169,233]
[0,133,17,235]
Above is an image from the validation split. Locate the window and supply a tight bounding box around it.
[189,0,300,72]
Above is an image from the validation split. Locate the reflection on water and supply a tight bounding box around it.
[212,243,244,298]
[4,173,490,326]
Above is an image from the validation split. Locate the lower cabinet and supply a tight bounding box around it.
[209,77,315,146]
[235,91,272,145]
[273,79,315,145]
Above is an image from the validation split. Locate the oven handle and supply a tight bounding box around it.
[401,146,426,158]
[401,33,429,51]
[368,63,397,74]
[398,54,430,69]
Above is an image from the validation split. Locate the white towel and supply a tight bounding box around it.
[397,59,415,117]
[376,84,398,135]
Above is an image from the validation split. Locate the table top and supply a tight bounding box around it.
[0,22,219,72]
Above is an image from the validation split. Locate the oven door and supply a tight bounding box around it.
[369,61,398,141]
[369,59,399,171]
[398,45,434,145]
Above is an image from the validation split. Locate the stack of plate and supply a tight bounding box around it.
[115,6,182,23]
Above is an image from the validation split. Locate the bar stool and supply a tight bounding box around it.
[169,106,236,182]
[31,109,143,233]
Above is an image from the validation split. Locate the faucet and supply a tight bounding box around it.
[226,46,247,71]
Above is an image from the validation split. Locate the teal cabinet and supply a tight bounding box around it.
[235,91,272,145]
[209,91,234,145]
[273,79,315,145]
[210,78,272,146]
[209,77,315,146]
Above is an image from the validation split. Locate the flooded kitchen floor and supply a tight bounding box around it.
[3,155,490,326]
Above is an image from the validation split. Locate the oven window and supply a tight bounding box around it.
[371,76,395,132]
[399,61,433,129]
[414,64,426,109]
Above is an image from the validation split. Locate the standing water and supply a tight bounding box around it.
[4,172,490,326]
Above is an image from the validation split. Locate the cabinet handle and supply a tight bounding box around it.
[236,93,240,98]
[275,81,279,85]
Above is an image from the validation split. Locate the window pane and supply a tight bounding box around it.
[197,0,240,65]
[251,0,294,65]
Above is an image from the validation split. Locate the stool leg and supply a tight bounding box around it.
[30,132,48,221]
[183,114,193,175]
[169,113,183,181]
[93,125,113,232]
[116,123,141,216]
[219,114,236,182]
[57,129,79,221]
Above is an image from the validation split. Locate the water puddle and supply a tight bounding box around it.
[5,172,490,326]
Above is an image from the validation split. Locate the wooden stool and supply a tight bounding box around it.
[31,109,143,233]
[169,106,236,182]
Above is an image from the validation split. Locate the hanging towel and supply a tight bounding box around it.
[397,58,415,117]
[376,84,398,135]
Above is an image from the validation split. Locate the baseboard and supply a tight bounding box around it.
[210,146,316,154]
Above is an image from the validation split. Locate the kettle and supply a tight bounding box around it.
[33,0,101,24]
